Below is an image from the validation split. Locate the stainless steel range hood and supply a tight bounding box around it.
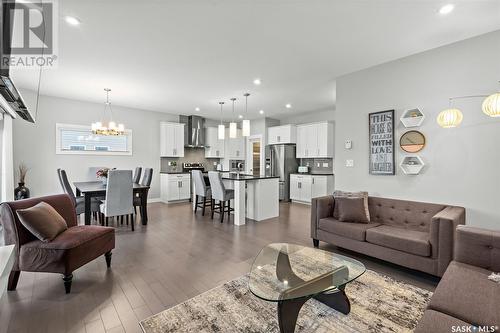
[179,115,205,148]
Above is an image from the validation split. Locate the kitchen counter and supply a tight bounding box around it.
[291,173,334,176]
[221,173,280,181]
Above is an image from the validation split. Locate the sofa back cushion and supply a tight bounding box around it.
[336,197,370,223]
[368,196,446,232]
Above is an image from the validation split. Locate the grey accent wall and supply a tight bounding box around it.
[335,30,500,230]
[14,90,180,199]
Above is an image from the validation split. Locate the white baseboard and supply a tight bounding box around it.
[147,197,162,203]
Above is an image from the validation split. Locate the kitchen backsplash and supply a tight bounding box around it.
[161,148,221,172]
[299,158,334,174]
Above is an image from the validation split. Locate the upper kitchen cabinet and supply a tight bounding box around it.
[268,124,297,145]
[205,127,225,158]
[226,128,245,159]
[296,122,334,158]
[160,122,185,157]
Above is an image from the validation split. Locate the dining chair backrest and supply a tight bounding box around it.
[133,167,142,184]
[141,168,153,186]
[57,169,77,206]
[208,171,226,201]
[192,170,209,197]
[104,170,133,217]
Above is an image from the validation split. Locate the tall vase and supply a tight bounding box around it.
[14,182,30,200]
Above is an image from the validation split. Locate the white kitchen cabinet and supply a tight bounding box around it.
[296,122,334,158]
[290,174,334,204]
[160,173,191,202]
[205,127,225,158]
[268,125,297,145]
[160,122,185,157]
[226,129,245,159]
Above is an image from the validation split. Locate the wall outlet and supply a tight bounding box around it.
[345,159,354,167]
[345,140,352,150]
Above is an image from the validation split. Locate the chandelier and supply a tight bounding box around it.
[91,88,125,135]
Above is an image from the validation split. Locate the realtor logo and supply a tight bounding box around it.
[1,0,58,69]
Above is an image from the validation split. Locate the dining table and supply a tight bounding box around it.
[73,181,150,226]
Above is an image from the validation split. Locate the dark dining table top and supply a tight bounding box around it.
[74,181,150,194]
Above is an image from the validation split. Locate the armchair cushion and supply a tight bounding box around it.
[16,202,68,242]
[366,225,431,257]
[336,197,370,223]
[19,225,115,274]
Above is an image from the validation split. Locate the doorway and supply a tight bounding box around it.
[246,135,263,176]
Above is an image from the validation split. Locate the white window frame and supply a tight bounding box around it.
[55,123,133,156]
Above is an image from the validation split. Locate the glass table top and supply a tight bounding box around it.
[248,243,366,302]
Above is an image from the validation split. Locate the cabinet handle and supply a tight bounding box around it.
[277,135,280,142]
[312,178,315,185]
[298,182,301,189]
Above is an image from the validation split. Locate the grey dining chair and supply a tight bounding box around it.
[57,169,100,220]
[133,167,142,184]
[208,171,234,223]
[192,170,211,216]
[134,168,153,217]
[99,170,135,231]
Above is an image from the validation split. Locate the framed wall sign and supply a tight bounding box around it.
[369,110,395,175]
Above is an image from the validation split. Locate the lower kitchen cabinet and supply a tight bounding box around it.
[290,174,334,204]
[160,173,191,202]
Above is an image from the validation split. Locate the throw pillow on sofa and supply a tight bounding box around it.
[16,201,68,242]
[333,190,370,222]
[336,197,370,223]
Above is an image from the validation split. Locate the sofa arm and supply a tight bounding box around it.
[454,225,500,271]
[311,195,334,239]
[430,206,465,276]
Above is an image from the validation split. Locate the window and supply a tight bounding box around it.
[56,123,132,155]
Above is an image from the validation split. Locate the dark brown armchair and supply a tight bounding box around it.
[0,194,115,293]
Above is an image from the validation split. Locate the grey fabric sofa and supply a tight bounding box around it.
[311,195,465,277]
[415,226,500,332]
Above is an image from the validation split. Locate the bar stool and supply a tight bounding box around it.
[192,170,211,216]
[208,171,234,223]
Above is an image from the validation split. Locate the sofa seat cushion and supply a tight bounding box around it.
[428,261,500,326]
[414,309,470,333]
[366,225,431,257]
[318,217,380,241]
[19,225,115,274]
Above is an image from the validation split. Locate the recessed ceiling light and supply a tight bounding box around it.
[438,4,455,15]
[64,16,81,26]
[259,110,264,114]
[253,78,261,86]
[238,114,243,119]
[285,104,292,109]
[195,107,200,111]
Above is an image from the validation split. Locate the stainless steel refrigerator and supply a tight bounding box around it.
[265,144,299,201]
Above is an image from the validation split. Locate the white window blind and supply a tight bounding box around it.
[56,123,132,155]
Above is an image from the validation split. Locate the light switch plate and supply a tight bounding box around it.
[345,140,352,150]
[346,159,354,167]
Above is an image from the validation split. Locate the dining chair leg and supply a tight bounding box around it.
[120,215,124,225]
[105,217,109,226]
[194,195,198,214]
[126,214,129,225]
[220,200,224,223]
[98,213,103,226]
[130,214,135,231]
[227,199,231,223]
[211,199,215,220]
[202,196,206,216]
[134,206,137,215]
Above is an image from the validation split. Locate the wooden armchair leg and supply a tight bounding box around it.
[63,273,73,294]
[105,251,112,268]
[7,270,20,291]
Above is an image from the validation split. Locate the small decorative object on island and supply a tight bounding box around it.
[369,110,395,175]
[96,168,112,184]
[14,163,30,200]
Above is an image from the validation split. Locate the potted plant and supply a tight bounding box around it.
[96,168,111,184]
[14,163,30,200]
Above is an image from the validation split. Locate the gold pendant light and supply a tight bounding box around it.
[91,88,125,135]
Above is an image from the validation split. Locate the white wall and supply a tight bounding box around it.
[335,30,500,230]
[278,108,335,125]
[13,91,179,199]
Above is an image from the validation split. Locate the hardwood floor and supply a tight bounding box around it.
[0,201,439,333]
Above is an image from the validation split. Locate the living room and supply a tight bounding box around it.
[0,1,499,332]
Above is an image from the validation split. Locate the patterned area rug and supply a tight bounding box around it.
[140,269,432,333]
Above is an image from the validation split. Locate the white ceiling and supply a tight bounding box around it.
[11,0,500,120]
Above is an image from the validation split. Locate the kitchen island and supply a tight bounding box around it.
[194,173,280,226]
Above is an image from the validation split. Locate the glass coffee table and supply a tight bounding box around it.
[249,243,366,333]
